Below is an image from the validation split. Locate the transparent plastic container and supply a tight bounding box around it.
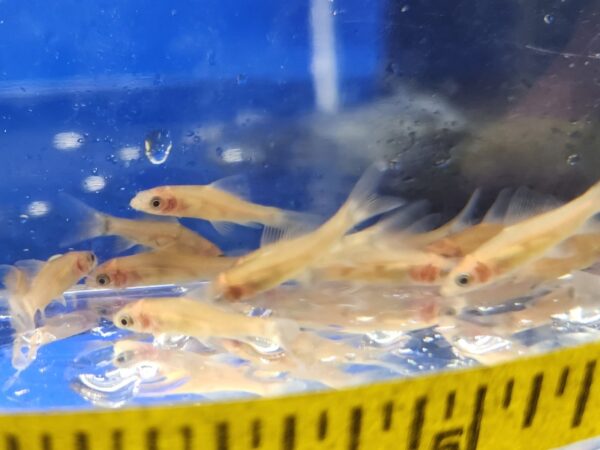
[1,2,600,448]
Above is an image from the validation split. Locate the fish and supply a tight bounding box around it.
[525,233,600,280]
[85,250,237,289]
[62,196,221,256]
[112,297,299,349]
[213,161,403,300]
[312,249,454,286]
[112,340,288,397]
[129,176,313,234]
[424,188,515,258]
[441,183,600,296]
[219,337,375,389]
[2,251,97,330]
[12,311,100,370]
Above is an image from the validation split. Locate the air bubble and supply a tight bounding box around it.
[567,153,581,166]
[26,201,51,217]
[82,175,107,192]
[544,14,555,24]
[144,130,173,165]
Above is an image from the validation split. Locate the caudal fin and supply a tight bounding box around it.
[59,194,111,247]
[1,266,33,332]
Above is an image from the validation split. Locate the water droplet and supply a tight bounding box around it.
[144,130,173,165]
[401,4,410,12]
[82,175,106,192]
[567,153,581,165]
[118,146,141,162]
[26,201,50,217]
[53,131,84,151]
[544,14,555,24]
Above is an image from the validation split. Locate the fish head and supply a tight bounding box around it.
[68,251,97,277]
[130,187,178,215]
[113,301,153,333]
[440,255,493,297]
[86,260,130,289]
[112,340,155,368]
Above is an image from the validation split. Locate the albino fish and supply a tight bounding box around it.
[129,176,312,233]
[312,249,454,286]
[62,196,221,256]
[2,251,97,330]
[112,340,288,397]
[219,337,373,389]
[525,233,600,280]
[85,250,237,289]
[12,311,100,370]
[398,188,483,250]
[113,297,298,348]
[425,223,504,258]
[424,188,516,257]
[441,182,600,296]
[213,162,403,300]
[437,287,576,365]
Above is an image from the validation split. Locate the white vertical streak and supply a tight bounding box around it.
[310,0,339,113]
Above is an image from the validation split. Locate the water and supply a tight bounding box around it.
[1,1,600,447]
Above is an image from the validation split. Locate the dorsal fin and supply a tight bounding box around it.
[260,222,316,247]
[14,259,45,278]
[349,200,430,244]
[448,188,483,232]
[502,187,563,225]
[482,188,513,223]
[210,174,252,201]
[404,213,443,234]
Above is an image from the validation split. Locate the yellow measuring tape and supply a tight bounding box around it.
[3,340,600,450]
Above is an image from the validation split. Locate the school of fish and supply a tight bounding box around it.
[4,161,600,405]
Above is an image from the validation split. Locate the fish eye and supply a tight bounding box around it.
[96,274,111,286]
[118,314,134,328]
[455,273,472,287]
[115,350,133,364]
[150,196,162,209]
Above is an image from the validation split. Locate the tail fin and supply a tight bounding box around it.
[1,266,33,332]
[59,194,111,247]
[345,161,405,229]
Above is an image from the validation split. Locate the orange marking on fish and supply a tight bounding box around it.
[409,264,440,283]
[139,313,151,329]
[113,270,128,288]
[473,261,493,283]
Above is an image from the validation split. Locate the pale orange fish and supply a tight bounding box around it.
[62,196,221,256]
[441,182,600,296]
[12,311,100,370]
[398,188,483,250]
[213,162,403,300]
[3,251,97,330]
[525,233,600,280]
[219,337,374,389]
[312,249,454,286]
[113,297,298,348]
[438,286,576,365]
[129,177,312,233]
[425,223,504,258]
[85,250,237,289]
[424,188,516,257]
[112,340,288,397]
